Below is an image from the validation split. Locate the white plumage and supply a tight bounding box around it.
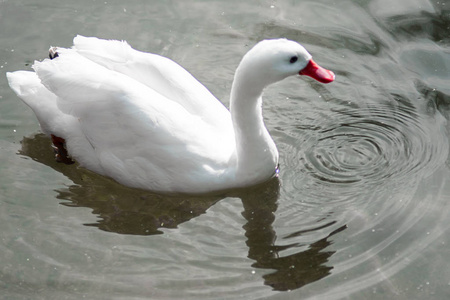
[7,36,334,193]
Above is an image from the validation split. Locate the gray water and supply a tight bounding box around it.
[1,0,450,299]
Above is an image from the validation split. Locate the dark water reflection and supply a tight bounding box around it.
[20,134,346,291]
[20,134,221,236]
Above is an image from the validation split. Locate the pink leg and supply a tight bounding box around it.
[51,134,74,165]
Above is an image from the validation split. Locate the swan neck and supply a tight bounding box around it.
[229,70,278,184]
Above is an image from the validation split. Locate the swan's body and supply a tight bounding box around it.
[7,36,334,193]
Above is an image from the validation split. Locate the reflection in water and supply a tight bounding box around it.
[239,178,347,291]
[20,134,225,235]
[20,134,222,235]
[19,133,345,291]
[259,225,345,292]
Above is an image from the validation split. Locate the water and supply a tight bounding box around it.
[1,0,450,299]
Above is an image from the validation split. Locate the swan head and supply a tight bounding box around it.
[237,39,335,88]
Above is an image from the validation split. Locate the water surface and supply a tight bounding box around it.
[1,0,450,299]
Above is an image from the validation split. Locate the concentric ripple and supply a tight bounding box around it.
[273,100,450,297]
[281,102,448,204]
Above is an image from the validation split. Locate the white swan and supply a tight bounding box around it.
[7,36,334,193]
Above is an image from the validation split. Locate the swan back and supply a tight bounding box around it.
[72,36,232,134]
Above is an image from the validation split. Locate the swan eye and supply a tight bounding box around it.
[289,56,298,64]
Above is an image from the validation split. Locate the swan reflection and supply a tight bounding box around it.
[20,133,345,291]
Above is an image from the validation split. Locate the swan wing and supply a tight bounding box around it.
[33,50,234,192]
[71,36,231,135]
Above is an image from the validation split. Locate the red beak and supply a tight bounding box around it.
[299,59,335,84]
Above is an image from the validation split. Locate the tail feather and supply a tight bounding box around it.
[6,71,68,137]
